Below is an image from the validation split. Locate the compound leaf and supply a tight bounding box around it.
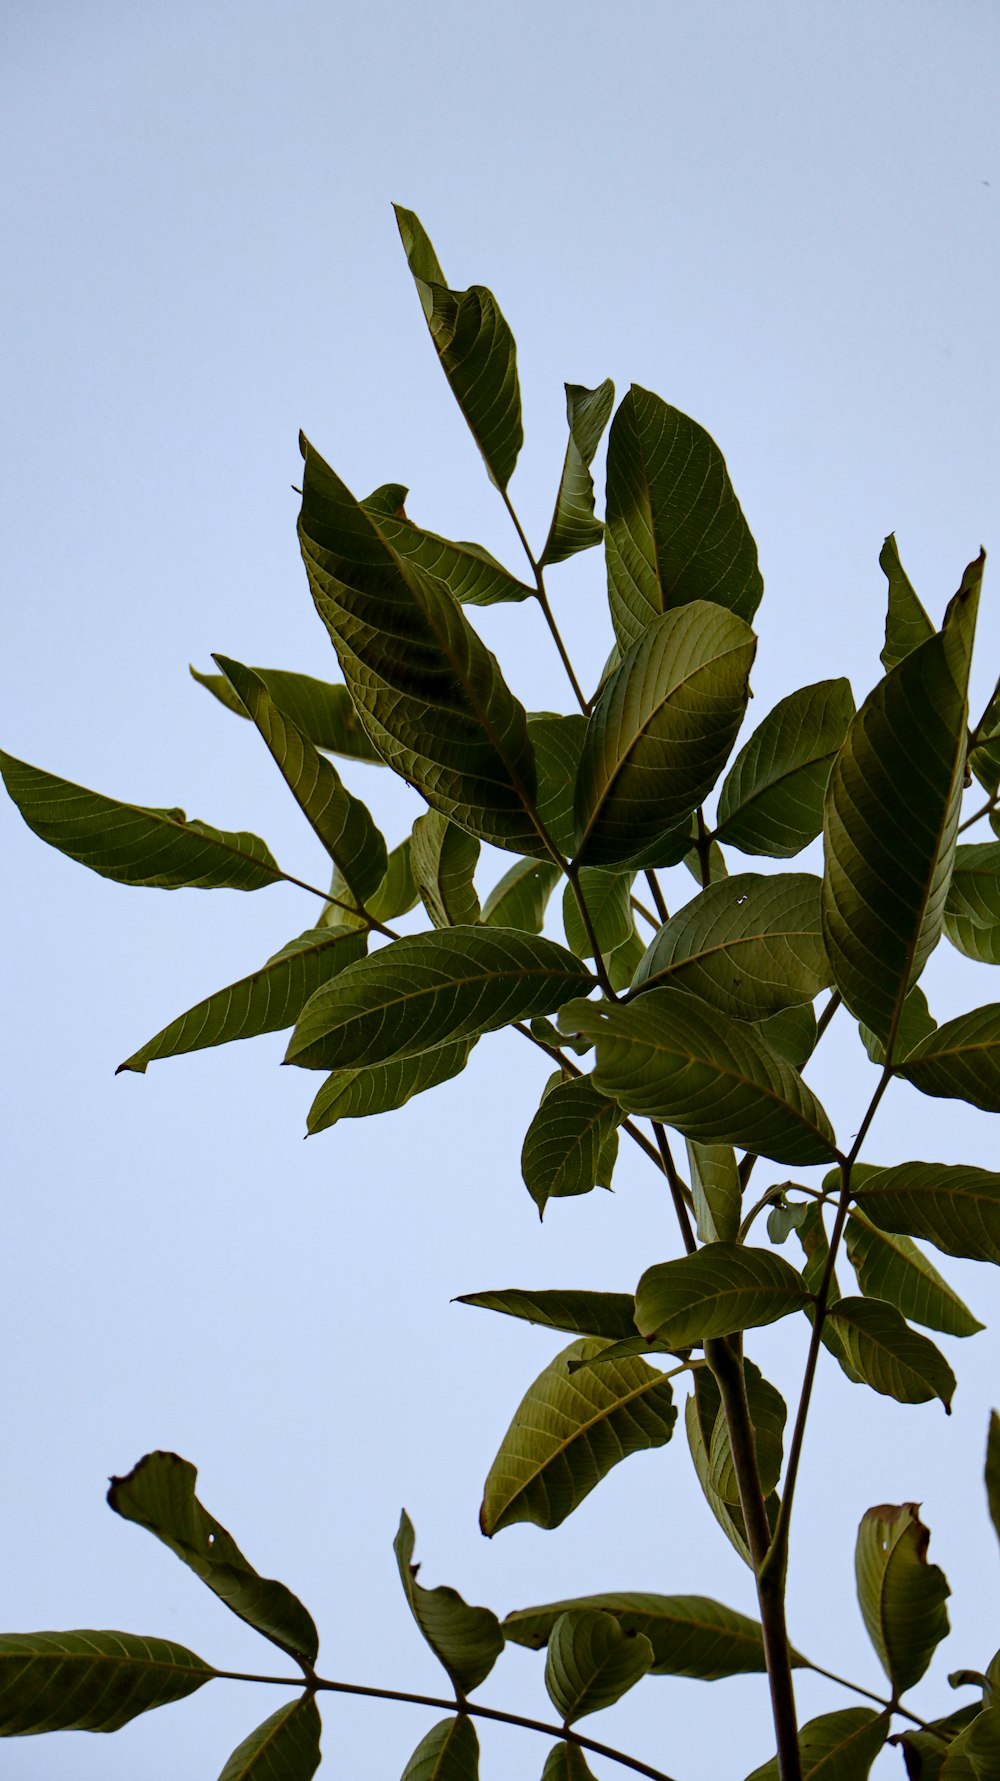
[0,1630,213,1734]
[540,380,615,568]
[714,679,855,858]
[394,1512,503,1696]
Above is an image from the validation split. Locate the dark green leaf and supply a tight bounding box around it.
[970,674,1000,797]
[560,989,837,1166]
[821,555,982,1047]
[299,440,545,856]
[287,928,593,1071]
[854,1162,1000,1266]
[845,1213,983,1337]
[190,664,385,762]
[483,858,561,933]
[544,1609,653,1723]
[858,986,936,1066]
[631,872,829,1020]
[0,1631,213,1734]
[364,496,533,607]
[0,751,281,891]
[530,1015,592,1057]
[540,1743,597,1780]
[118,926,368,1074]
[826,1298,955,1410]
[684,1369,780,1569]
[306,1040,473,1134]
[987,1411,1000,1549]
[757,1002,818,1068]
[604,386,763,652]
[394,205,521,491]
[480,1338,677,1535]
[400,1715,480,1781]
[539,380,615,568]
[635,1246,811,1347]
[217,1695,321,1781]
[714,679,855,857]
[107,1452,318,1667]
[606,925,645,994]
[394,1512,503,1696]
[214,657,387,904]
[794,1202,864,1383]
[945,843,1000,964]
[411,810,481,928]
[563,869,634,959]
[521,1076,622,1214]
[505,1592,803,1680]
[855,1502,950,1694]
[745,1707,888,1781]
[901,1004,1000,1112]
[456,1289,640,1342]
[685,1140,741,1243]
[708,1361,786,1501]
[574,603,756,868]
[880,533,934,672]
[530,714,588,859]
[940,1706,1000,1778]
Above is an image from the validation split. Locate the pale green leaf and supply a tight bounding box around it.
[544,1609,652,1723]
[217,1695,321,1780]
[0,1631,213,1734]
[411,810,481,928]
[714,679,855,857]
[539,380,615,569]
[635,1246,811,1347]
[400,1716,480,1781]
[394,1512,503,1696]
[854,1162,1000,1266]
[504,1591,804,1680]
[826,1298,955,1410]
[879,533,934,671]
[190,664,385,762]
[844,1213,983,1337]
[855,1502,950,1694]
[563,869,634,959]
[901,1003,1000,1111]
[306,1040,474,1134]
[483,858,560,933]
[685,1140,741,1243]
[745,1707,888,1781]
[521,1075,622,1214]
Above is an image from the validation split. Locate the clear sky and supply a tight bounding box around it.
[2,3,998,1777]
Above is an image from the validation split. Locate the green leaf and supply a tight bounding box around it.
[400,1715,480,1781]
[539,380,615,569]
[540,1743,597,1781]
[560,989,837,1166]
[323,837,420,932]
[217,1695,322,1781]
[530,1015,592,1057]
[631,872,830,1021]
[411,810,481,928]
[455,1289,640,1342]
[363,495,534,607]
[844,1213,983,1337]
[190,664,385,762]
[879,533,934,672]
[945,843,1000,963]
[708,1361,786,1501]
[118,925,368,1074]
[826,1298,955,1410]
[287,927,593,1071]
[895,1706,984,1781]
[480,1338,677,1535]
[299,440,545,856]
[854,1162,1000,1265]
[684,1368,780,1569]
[970,675,1000,797]
[821,555,983,1047]
[858,985,936,1066]
[214,657,387,904]
[714,679,855,857]
[987,1411,1000,1549]
[530,714,588,858]
[393,1512,503,1696]
[855,1503,950,1695]
[563,869,634,959]
[604,386,763,652]
[745,1707,889,1781]
[901,1004,1000,1112]
[757,1002,818,1069]
[544,1609,653,1723]
[0,750,282,891]
[635,1246,811,1347]
[107,1452,318,1667]
[940,1706,1000,1779]
[483,858,561,933]
[573,603,756,868]
[0,1630,213,1734]
[793,1202,865,1384]
[394,205,522,491]
[521,1075,622,1214]
[306,1039,474,1134]
[685,1140,741,1243]
[606,924,645,994]
[505,1592,802,1680]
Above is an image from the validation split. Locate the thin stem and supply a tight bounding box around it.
[652,1122,697,1253]
[958,794,997,834]
[800,1661,929,1730]
[631,893,660,930]
[694,807,714,888]
[814,990,842,1044]
[644,870,669,923]
[498,486,589,713]
[565,862,618,999]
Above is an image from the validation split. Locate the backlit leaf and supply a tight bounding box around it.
[685,1140,741,1243]
[455,1289,640,1342]
[364,495,533,606]
[540,380,615,568]
[530,714,588,858]
[411,810,481,928]
[306,1040,473,1134]
[757,1001,818,1068]
[505,1592,802,1680]
[521,1075,622,1214]
[483,858,561,933]
[794,1202,864,1384]
[544,1610,652,1723]
[540,1744,596,1780]
[0,1630,213,1734]
[684,1369,780,1569]
[394,1512,503,1696]
[217,1695,321,1781]
[322,836,420,931]
[714,679,855,858]
[940,1705,1000,1779]
[190,664,384,762]
[826,1298,955,1410]
[854,1162,1000,1266]
[635,1246,811,1347]
[901,1004,1000,1112]
[745,1707,888,1781]
[563,869,633,959]
[855,1503,950,1695]
[879,534,934,672]
[858,986,936,1066]
[708,1361,786,1501]
[400,1716,480,1781]
[987,1411,1000,1549]
[844,1213,983,1337]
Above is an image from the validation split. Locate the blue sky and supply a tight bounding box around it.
[2,4,999,1776]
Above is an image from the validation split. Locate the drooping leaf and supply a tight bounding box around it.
[744,1707,889,1781]
[521,1075,622,1214]
[854,1162,1000,1266]
[539,380,615,568]
[411,810,481,928]
[190,663,385,762]
[217,1695,322,1781]
[631,872,829,1021]
[306,1040,474,1134]
[844,1213,983,1337]
[560,989,837,1166]
[563,869,634,959]
[0,1631,214,1734]
[540,1743,597,1781]
[826,1298,955,1410]
[987,1411,1000,1549]
[504,1592,805,1680]
[455,1289,640,1342]
[400,1715,480,1781]
[322,836,420,931]
[480,1338,677,1535]
[107,1452,318,1667]
[635,1246,811,1347]
[394,1512,503,1696]
[573,603,756,868]
[858,985,936,1066]
[394,205,522,491]
[685,1140,741,1243]
[214,657,388,904]
[604,386,763,652]
[287,928,593,1071]
[939,1706,1000,1779]
[707,1361,786,1501]
[298,440,546,856]
[879,533,934,672]
[0,751,282,891]
[901,1004,1000,1112]
[714,679,855,858]
[483,857,561,933]
[821,556,982,1047]
[544,1609,653,1724]
[855,1503,950,1694]
[530,714,588,858]
[684,1369,780,1569]
[118,926,368,1075]
[363,496,533,606]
